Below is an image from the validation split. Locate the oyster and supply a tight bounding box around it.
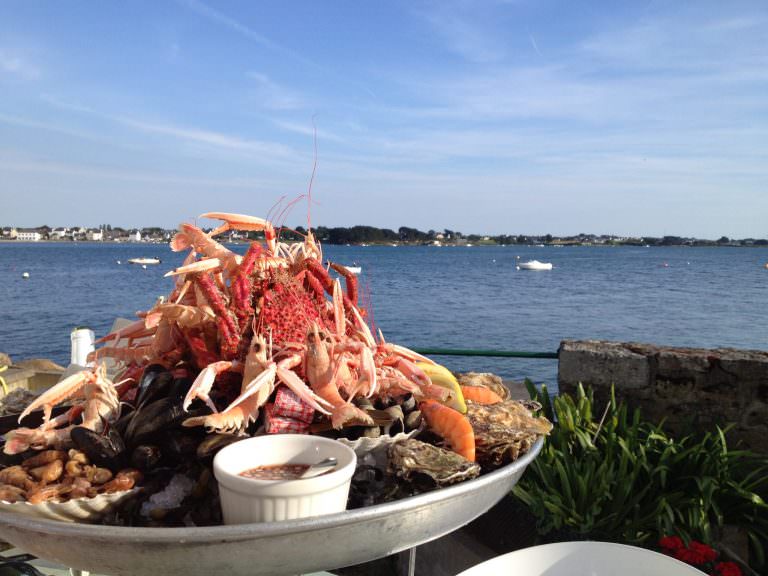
[467,400,552,470]
[388,439,480,487]
[456,372,511,400]
[0,389,40,416]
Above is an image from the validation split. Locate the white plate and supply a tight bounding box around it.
[0,488,140,523]
[457,541,707,576]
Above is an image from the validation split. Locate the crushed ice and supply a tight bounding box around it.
[140,474,196,517]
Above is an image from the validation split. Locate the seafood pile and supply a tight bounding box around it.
[0,212,551,524]
[0,449,140,504]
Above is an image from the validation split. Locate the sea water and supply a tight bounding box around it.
[1,242,766,388]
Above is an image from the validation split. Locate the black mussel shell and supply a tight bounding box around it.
[113,405,136,437]
[136,367,174,407]
[401,394,417,413]
[137,364,166,391]
[169,376,193,400]
[131,444,162,471]
[161,429,202,462]
[196,433,243,461]
[124,397,186,446]
[70,426,127,469]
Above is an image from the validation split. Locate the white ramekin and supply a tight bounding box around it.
[213,434,357,524]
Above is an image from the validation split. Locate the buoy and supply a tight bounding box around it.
[21,272,30,279]
[116,260,122,264]
[141,264,147,269]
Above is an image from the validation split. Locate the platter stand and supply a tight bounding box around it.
[0,439,543,576]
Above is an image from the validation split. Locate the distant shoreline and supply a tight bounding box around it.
[1,238,767,248]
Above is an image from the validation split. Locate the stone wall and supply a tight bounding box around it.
[558,340,768,454]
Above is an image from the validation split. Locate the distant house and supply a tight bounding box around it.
[130,230,142,242]
[1,227,17,239]
[51,227,69,239]
[17,229,42,241]
[86,229,104,241]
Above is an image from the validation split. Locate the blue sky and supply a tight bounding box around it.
[1,0,766,238]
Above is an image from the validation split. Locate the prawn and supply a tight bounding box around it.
[419,400,475,462]
[460,385,504,405]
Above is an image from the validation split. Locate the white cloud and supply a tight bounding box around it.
[247,72,304,110]
[177,0,275,50]
[118,117,294,157]
[39,94,297,160]
[419,5,505,62]
[0,49,39,79]
[0,155,282,189]
[178,0,320,71]
[0,113,114,145]
[579,12,768,74]
[272,119,343,142]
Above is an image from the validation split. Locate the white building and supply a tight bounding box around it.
[86,229,104,241]
[51,227,69,239]
[130,230,142,242]
[17,230,42,241]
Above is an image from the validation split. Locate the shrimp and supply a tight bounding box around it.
[460,385,504,405]
[419,400,476,462]
[304,324,373,428]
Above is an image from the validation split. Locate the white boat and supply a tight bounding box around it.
[516,259,552,271]
[344,265,362,275]
[127,257,162,265]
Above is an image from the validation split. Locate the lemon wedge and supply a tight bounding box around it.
[415,361,467,414]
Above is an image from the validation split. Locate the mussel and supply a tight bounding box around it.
[70,426,127,469]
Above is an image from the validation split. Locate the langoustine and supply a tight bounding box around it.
[0,210,552,522]
[4,211,451,456]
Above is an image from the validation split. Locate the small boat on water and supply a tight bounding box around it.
[516,259,553,271]
[128,257,162,265]
[344,265,362,275]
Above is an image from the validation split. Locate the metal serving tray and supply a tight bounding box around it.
[0,438,543,576]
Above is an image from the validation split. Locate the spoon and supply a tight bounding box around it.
[300,456,338,479]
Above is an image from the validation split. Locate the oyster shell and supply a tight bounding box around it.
[456,372,511,400]
[0,388,39,416]
[467,400,552,470]
[387,439,480,487]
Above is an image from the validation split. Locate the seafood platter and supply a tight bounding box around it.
[0,212,551,576]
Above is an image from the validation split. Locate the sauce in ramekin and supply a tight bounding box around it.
[239,464,312,480]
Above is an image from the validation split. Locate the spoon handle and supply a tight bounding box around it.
[301,457,338,479]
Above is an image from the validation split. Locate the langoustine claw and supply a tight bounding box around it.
[4,365,121,455]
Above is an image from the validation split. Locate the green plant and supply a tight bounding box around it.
[513,382,768,572]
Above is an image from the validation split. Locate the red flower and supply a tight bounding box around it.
[659,535,685,552]
[713,561,742,576]
[689,541,718,563]
[674,547,708,566]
